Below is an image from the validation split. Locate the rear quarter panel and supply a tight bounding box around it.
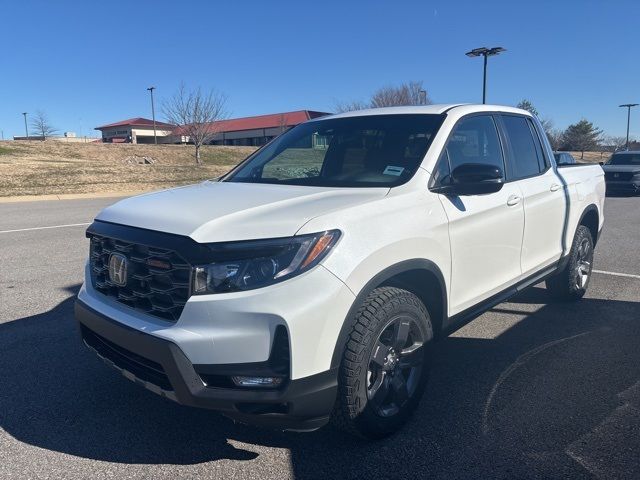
[556,164,605,249]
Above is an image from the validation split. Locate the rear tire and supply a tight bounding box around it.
[546,225,594,301]
[331,287,433,439]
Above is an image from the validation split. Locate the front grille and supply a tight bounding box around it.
[605,171,634,182]
[89,233,191,321]
[81,324,173,391]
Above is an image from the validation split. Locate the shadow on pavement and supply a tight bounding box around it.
[1,285,638,478]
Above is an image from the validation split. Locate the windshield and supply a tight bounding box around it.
[223,114,445,188]
[608,153,640,165]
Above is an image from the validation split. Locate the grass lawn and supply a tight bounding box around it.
[0,141,256,197]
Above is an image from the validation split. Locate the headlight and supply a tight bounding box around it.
[192,230,340,294]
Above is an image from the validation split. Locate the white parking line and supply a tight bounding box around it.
[0,222,91,234]
[593,269,640,280]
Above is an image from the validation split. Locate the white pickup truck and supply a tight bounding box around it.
[76,104,605,439]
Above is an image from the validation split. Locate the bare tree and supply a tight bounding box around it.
[335,81,431,112]
[277,113,289,135]
[546,127,563,151]
[539,117,553,133]
[538,117,560,149]
[334,99,370,113]
[605,135,631,152]
[370,81,431,108]
[30,110,57,138]
[163,83,228,165]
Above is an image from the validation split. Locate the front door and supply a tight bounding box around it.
[434,114,525,316]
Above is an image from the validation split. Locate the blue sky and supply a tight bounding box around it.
[0,0,637,139]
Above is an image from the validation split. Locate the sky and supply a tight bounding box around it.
[0,0,638,140]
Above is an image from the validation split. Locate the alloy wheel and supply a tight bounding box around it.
[366,315,425,417]
[575,237,593,289]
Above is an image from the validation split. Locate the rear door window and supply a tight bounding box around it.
[526,118,549,170]
[501,115,544,179]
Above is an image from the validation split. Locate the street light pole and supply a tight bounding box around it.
[482,54,488,104]
[619,103,638,150]
[465,46,506,104]
[147,86,157,145]
[22,112,28,138]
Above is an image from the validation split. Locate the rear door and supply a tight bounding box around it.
[499,115,566,276]
[433,114,525,315]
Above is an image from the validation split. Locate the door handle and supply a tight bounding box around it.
[507,195,521,206]
[550,183,561,192]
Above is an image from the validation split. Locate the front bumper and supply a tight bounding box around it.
[78,259,355,380]
[76,299,338,431]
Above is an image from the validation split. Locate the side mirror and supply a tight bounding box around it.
[446,163,504,195]
[599,161,604,166]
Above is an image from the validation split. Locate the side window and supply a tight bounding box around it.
[445,115,505,172]
[526,118,549,170]
[502,115,543,179]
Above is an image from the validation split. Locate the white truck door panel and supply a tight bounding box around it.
[440,185,524,315]
[518,169,566,275]
[432,114,525,316]
[499,114,566,277]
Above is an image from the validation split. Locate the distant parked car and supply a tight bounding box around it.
[602,151,640,195]
[553,152,576,166]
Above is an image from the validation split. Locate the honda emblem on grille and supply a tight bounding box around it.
[614,173,620,178]
[108,253,128,286]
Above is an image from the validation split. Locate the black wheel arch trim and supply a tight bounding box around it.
[577,203,601,245]
[330,259,447,369]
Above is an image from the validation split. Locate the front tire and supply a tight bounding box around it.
[331,287,433,439]
[546,225,594,301]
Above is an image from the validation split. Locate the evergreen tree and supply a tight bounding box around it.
[561,120,603,159]
[516,99,539,117]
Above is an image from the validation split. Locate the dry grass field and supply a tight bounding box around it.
[0,140,612,198]
[0,141,256,197]
[571,151,612,163]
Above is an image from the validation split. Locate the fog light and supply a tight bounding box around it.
[231,376,284,388]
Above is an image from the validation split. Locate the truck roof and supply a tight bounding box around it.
[325,104,533,119]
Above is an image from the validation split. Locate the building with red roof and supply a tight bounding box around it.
[95,117,176,144]
[195,110,330,146]
[95,110,331,146]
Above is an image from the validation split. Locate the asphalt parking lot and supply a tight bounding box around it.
[0,195,638,480]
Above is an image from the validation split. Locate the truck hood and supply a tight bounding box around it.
[602,165,640,173]
[96,181,389,242]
